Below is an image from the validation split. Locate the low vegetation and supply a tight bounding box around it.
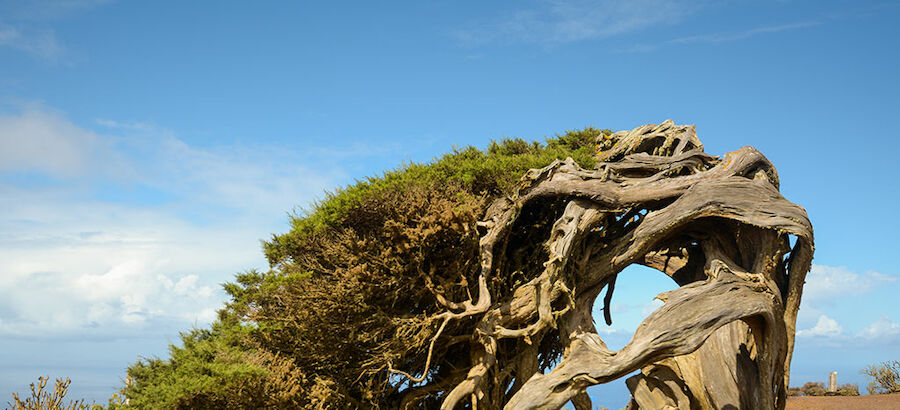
[8,376,103,410]
[9,128,606,408]
[8,123,821,407]
[123,127,606,408]
[790,382,826,397]
[787,381,858,397]
[837,383,861,396]
[862,360,900,395]
[6,119,889,407]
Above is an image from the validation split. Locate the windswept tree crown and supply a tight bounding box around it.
[122,122,813,410]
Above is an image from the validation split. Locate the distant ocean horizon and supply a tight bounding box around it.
[0,359,635,408]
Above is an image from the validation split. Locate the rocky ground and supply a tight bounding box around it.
[786,394,900,409]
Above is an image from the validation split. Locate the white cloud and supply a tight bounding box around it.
[0,196,257,337]
[667,22,819,44]
[797,315,843,337]
[0,0,112,22]
[859,315,900,341]
[149,136,336,216]
[0,106,342,340]
[626,21,819,52]
[641,299,664,315]
[793,265,899,348]
[801,264,896,305]
[453,0,697,46]
[453,2,819,50]
[0,22,65,62]
[0,0,113,62]
[0,107,115,177]
[608,299,663,317]
[95,118,157,132]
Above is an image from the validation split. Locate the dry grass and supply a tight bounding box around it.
[786,393,900,410]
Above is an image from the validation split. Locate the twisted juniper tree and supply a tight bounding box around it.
[122,121,812,409]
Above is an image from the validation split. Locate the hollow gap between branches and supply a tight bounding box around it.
[533,264,681,382]
[591,264,680,351]
[577,262,683,408]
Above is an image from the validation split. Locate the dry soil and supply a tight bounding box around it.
[786,393,900,409]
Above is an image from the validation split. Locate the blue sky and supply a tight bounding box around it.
[1,0,899,406]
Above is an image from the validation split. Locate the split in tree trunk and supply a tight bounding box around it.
[387,121,813,409]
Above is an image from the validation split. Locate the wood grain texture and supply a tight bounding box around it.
[392,121,813,409]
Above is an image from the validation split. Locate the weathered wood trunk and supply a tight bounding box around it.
[392,121,813,409]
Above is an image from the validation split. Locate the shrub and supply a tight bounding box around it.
[801,381,826,396]
[120,320,311,409]
[119,127,611,407]
[8,376,101,410]
[788,381,858,397]
[837,383,859,396]
[862,360,900,395]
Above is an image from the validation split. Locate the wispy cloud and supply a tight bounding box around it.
[796,264,896,327]
[859,315,900,341]
[802,264,896,305]
[793,265,900,347]
[453,0,699,46]
[797,314,900,348]
[797,314,843,337]
[0,0,112,63]
[94,118,158,132]
[0,182,247,339]
[0,105,343,340]
[0,22,66,62]
[626,21,820,52]
[0,0,113,22]
[0,106,123,177]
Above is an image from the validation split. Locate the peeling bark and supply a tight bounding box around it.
[391,121,813,409]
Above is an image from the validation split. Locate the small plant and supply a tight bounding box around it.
[787,386,804,396]
[801,381,827,396]
[861,360,900,395]
[8,376,101,410]
[837,383,859,396]
[789,381,859,397]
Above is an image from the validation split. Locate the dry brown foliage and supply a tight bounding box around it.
[234,121,813,409]
[8,376,99,410]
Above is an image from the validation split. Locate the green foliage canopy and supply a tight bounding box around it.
[119,127,609,408]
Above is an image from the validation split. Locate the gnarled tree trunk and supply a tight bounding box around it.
[391,121,813,409]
